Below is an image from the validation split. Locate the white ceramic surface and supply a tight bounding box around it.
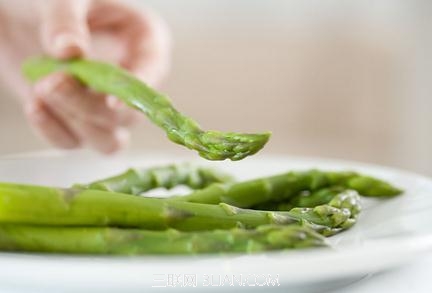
[0,151,431,292]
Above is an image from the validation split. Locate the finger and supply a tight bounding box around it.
[70,120,130,154]
[106,95,143,127]
[35,73,129,154]
[88,2,171,86]
[117,107,143,127]
[40,0,90,58]
[121,10,171,86]
[25,98,81,149]
[34,72,119,130]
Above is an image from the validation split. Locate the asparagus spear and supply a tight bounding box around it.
[252,187,344,211]
[0,182,358,234]
[22,57,270,161]
[288,190,361,236]
[292,187,344,207]
[80,163,234,195]
[173,170,402,208]
[251,201,296,212]
[0,224,325,255]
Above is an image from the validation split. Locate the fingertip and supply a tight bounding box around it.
[40,0,90,59]
[115,127,130,147]
[106,95,124,110]
[52,33,89,59]
[100,128,130,155]
[25,99,44,123]
[119,109,142,127]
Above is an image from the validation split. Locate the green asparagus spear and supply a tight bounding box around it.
[292,186,345,207]
[80,163,234,195]
[173,170,402,208]
[251,201,296,212]
[252,187,344,211]
[0,224,325,255]
[288,190,361,236]
[0,182,358,234]
[249,190,361,235]
[22,57,270,161]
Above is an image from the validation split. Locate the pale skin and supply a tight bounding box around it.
[0,0,171,153]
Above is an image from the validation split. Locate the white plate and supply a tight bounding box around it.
[0,151,431,293]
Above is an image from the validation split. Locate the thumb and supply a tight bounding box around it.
[40,0,90,59]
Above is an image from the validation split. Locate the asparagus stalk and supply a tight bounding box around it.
[288,190,361,236]
[22,57,270,161]
[252,187,344,211]
[80,163,234,195]
[0,182,359,234]
[292,186,345,207]
[0,224,325,255]
[251,201,296,212]
[173,170,402,208]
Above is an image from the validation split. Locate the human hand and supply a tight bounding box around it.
[0,0,171,153]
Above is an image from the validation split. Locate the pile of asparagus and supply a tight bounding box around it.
[0,164,402,255]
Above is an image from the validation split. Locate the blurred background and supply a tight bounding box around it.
[0,0,431,175]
